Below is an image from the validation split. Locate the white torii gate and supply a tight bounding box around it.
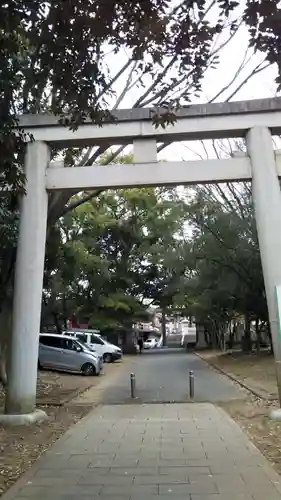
[5,97,281,417]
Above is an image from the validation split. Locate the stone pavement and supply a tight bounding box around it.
[3,403,281,500]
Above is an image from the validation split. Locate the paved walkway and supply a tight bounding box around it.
[100,351,245,404]
[4,403,281,500]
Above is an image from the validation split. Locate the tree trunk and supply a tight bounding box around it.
[53,311,61,334]
[220,328,226,351]
[211,320,219,349]
[267,321,274,353]
[0,301,12,387]
[242,312,252,352]
[204,327,211,347]
[161,308,167,347]
[255,317,261,354]
[62,294,68,328]
[228,321,235,350]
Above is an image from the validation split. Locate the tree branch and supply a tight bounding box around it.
[209,45,251,103]
[47,6,272,226]
[96,57,133,103]
[225,61,271,101]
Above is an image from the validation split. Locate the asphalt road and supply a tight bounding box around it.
[100,348,246,405]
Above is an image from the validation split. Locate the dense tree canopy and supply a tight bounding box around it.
[42,182,187,331]
[41,149,267,351]
[1,0,281,192]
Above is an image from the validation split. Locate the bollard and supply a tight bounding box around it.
[130,373,136,398]
[189,370,194,400]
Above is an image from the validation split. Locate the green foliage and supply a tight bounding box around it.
[0,198,19,307]
[43,179,187,329]
[178,183,267,335]
[244,0,281,89]
[43,151,266,336]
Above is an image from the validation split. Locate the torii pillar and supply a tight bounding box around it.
[5,142,49,416]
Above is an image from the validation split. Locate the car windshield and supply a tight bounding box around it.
[75,339,96,352]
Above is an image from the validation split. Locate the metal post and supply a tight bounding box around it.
[189,370,194,400]
[130,373,136,398]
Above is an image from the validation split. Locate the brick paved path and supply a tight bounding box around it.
[4,403,281,500]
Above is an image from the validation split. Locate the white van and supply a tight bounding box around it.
[64,331,122,363]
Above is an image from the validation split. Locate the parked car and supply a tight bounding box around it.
[63,331,122,363]
[38,334,102,376]
[143,337,158,349]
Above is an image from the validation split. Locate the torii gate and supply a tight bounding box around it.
[5,97,281,419]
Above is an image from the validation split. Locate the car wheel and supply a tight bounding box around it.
[103,353,113,363]
[81,362,96,376]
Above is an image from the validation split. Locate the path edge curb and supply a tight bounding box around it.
[195,352,276,401]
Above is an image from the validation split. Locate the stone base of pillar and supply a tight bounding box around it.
[0,409,47,426]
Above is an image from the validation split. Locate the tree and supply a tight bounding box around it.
[138,234,188,345]
[179,137,271,350]
[179,180,268,351]
[43,170,189,339]
[0,0,278,388]
[0,199,19,384]
[44,174,269,352]
[1,0,278,192]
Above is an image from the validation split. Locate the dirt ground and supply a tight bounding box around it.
[0,361,127,496]
[200,350,278,399]
[199,350,281,475]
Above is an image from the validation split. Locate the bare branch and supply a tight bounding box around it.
[96,57,133,103]
[157,143,170,154]
[76,58,136,168]
[183,144,205,160]
[48,5,273,226]
[209,46,251,103]
[200,140,209,159]
[211,18,243,57]
[226,182,246,219]
[113,61,138,108]
[61,190,103,216]
[213,185,237,213]
[80,63,138,168]
[135,1,218,108]
[225,61,271,101]
[134,55,178,107]
[142,70,193,107]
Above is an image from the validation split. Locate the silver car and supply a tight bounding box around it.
[38,334,102,376]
